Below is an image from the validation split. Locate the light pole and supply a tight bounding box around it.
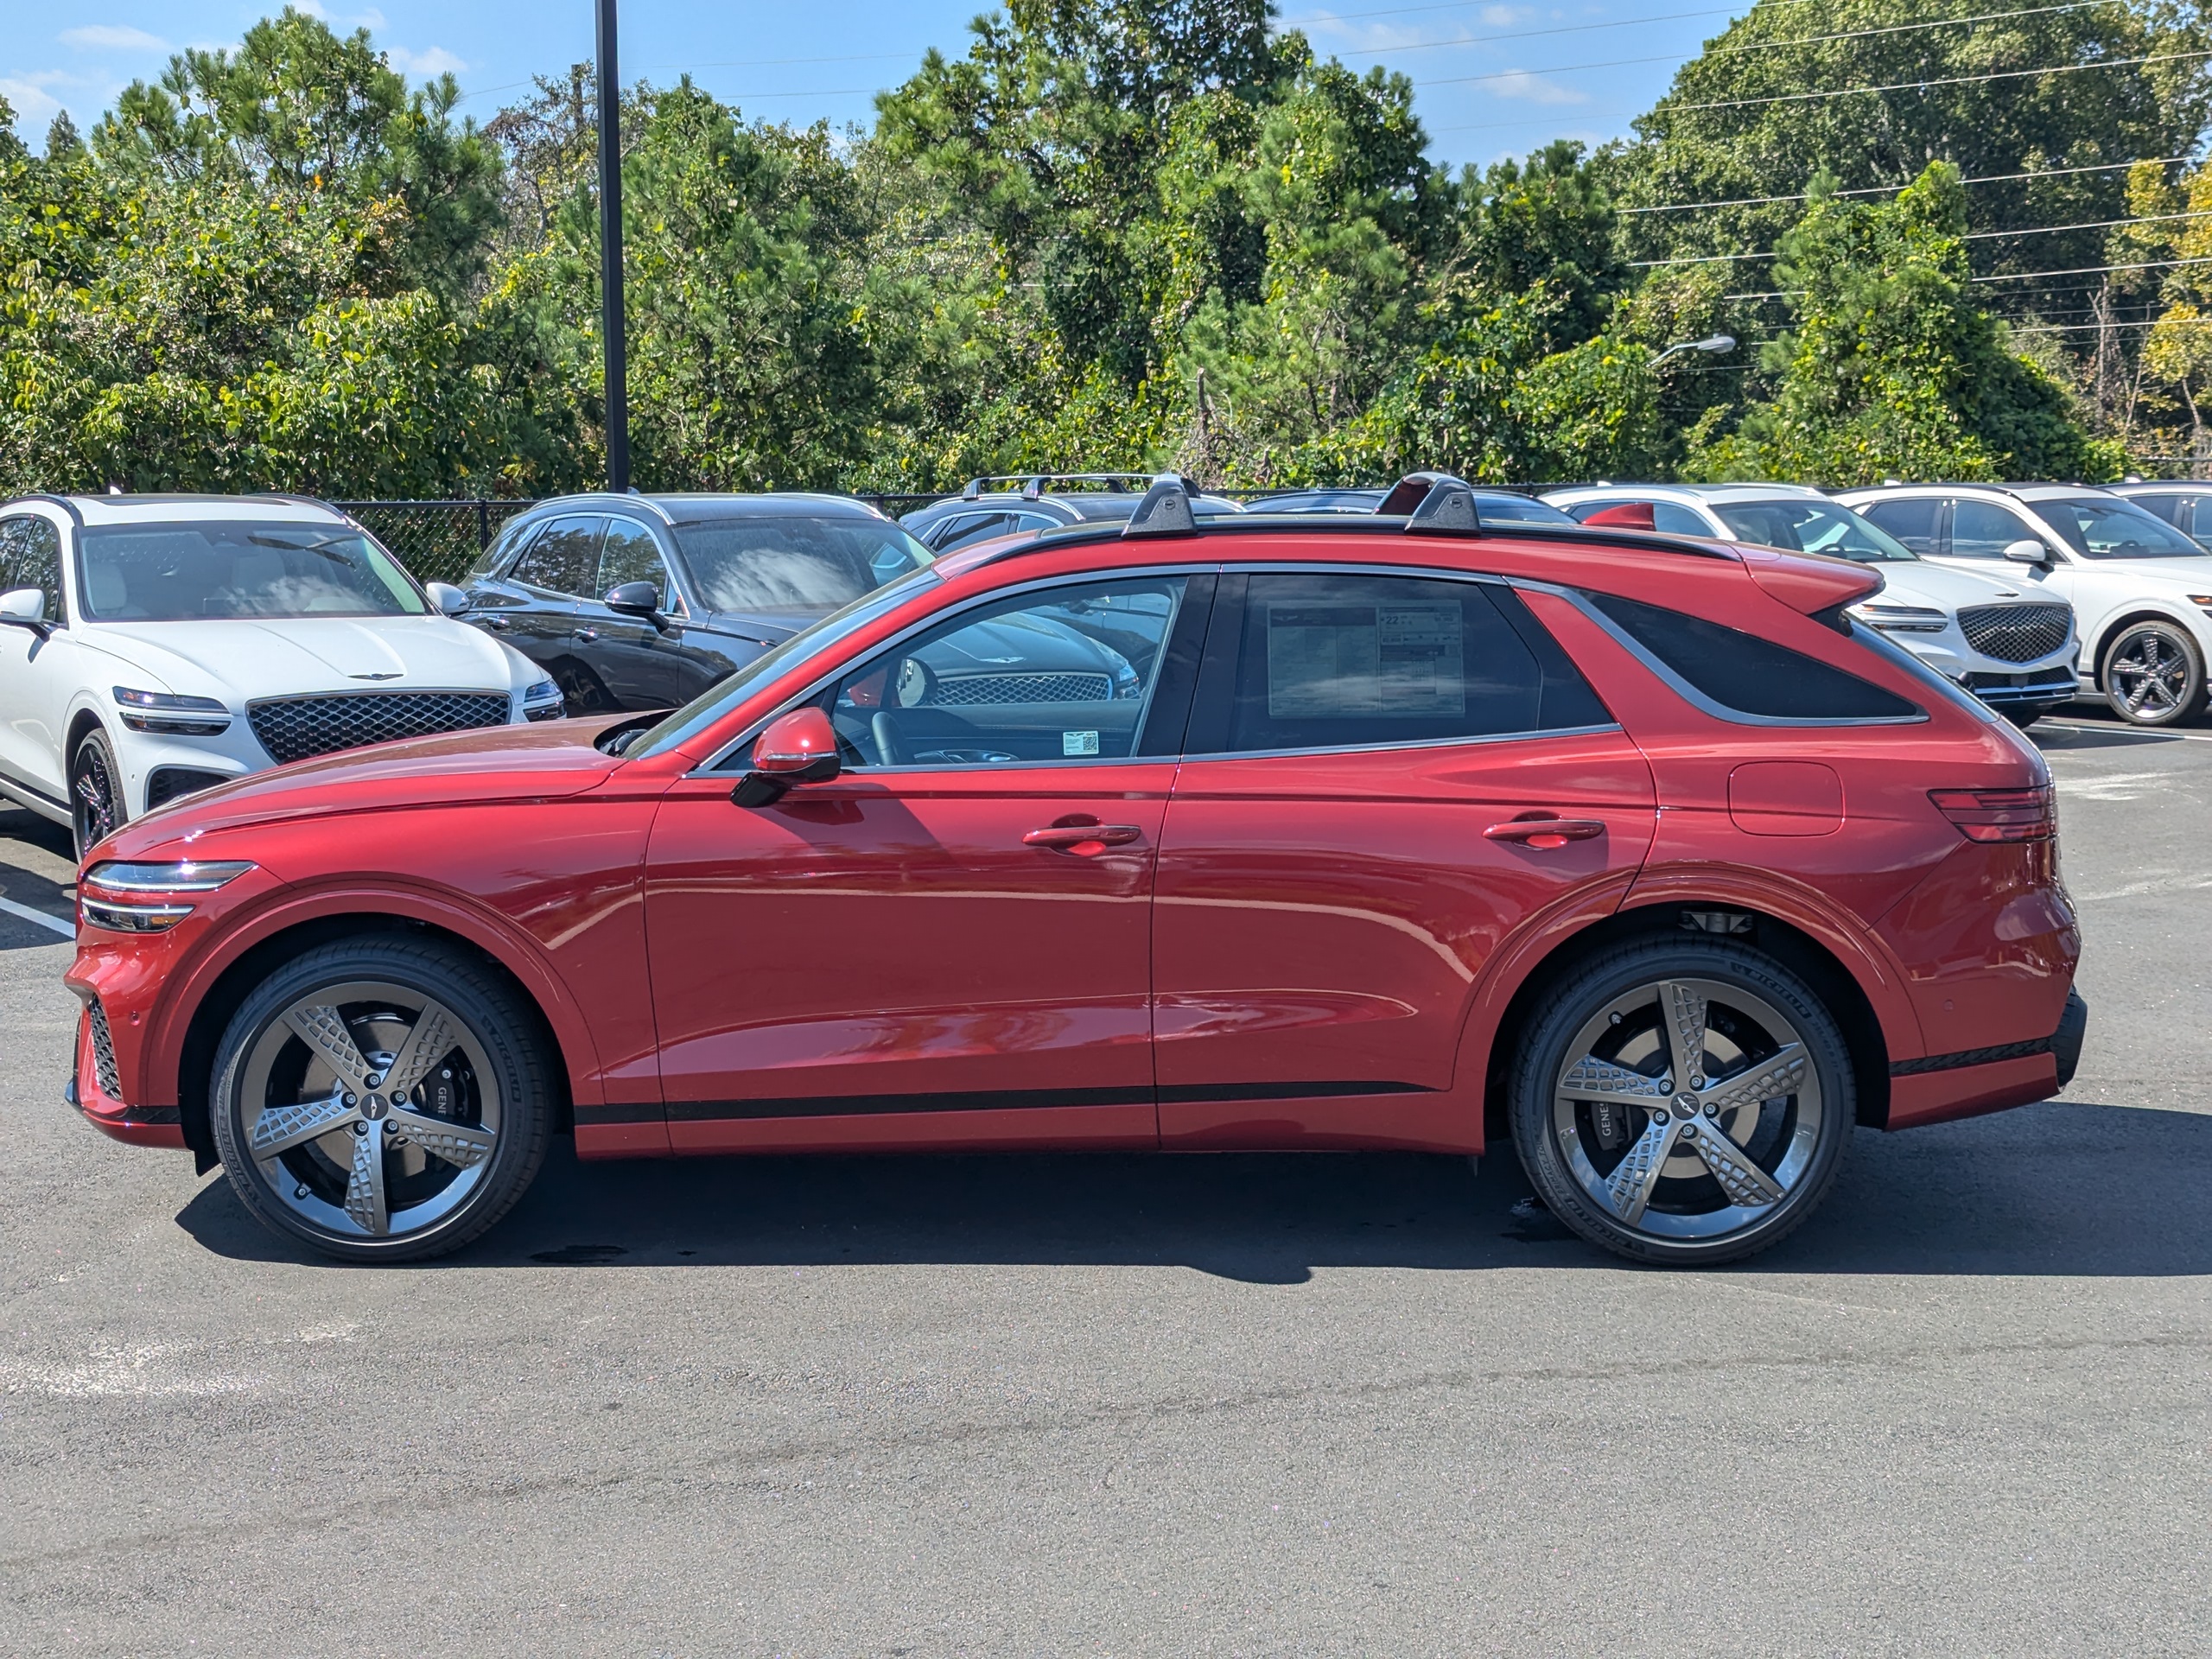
[1651,334,1736,366]
[596,0,629,493]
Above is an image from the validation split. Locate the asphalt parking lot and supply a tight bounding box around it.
[3,710,2209,1656]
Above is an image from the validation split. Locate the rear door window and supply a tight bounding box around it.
[1190,572,1611,755]
[1587,592,1918,721]
[1858,497,1942,555]
[510,515,604,596]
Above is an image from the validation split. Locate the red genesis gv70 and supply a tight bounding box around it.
[63,474,2086,1265]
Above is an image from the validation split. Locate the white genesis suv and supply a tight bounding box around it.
[0,495,563,854]
[1542,484,2080,724]
[1839,481,2212,728]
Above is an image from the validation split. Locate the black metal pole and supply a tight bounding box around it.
[595,0,629,493]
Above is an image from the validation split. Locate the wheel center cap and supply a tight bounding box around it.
[360,1094,388,1121]
[1671,1093,1700,1120]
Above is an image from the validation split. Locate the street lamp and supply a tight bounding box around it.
[596,0,629,493]
[1652,334,1737,365]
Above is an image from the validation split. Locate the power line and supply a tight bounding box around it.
[1649,47,2212,118]
[1633,208,2212,264]
[1973,256,2212,280]
[1326,3,1777,60]
[1625,156,2190,215]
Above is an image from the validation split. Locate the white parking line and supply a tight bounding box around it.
[2039,720,2212,743]
[0,893,73,938]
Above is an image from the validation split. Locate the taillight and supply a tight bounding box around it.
[1929,786,2055,842]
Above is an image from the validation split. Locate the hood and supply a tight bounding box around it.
[114,717,630,849]
[1866,559,2067,612]
[696,605,822,645]
[82,615,531,703]
[2063,554,2212,587]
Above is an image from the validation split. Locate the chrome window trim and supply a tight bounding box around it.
[1523,579,1931,728]
[1177,722,1622,766]
[690,563,1222,776]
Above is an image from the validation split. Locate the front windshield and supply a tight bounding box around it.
[669,515,934,612]
[2042,496,2207,559]
[78,521,427,620]
[629,566,943,760]
[1712,500,1916,563]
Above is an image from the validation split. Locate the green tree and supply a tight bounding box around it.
[1689,163,2114,484]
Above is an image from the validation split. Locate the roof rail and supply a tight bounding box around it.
[1376,471,1482,533]
[1122,474,1199,537]
[961,473,1155,500]
[3,493,86,525]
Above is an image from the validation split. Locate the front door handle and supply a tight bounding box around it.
[1484,816,1606,849]
[572,626,600,643]
[1024,823,1142,855]
[479,614,511,631]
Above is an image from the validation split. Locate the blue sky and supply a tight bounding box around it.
[4,0,1745,169]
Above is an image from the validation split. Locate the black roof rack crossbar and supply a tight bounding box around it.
[961,473,1156,500]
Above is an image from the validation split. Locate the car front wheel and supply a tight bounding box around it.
[207,935,553,1262]
[71,726,125,860]
[2104,620,2204,726]
[1509,938,1854,1266]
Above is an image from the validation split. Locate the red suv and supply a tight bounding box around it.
[65,474,2085,1266]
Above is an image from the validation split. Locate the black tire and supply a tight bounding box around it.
[70,725,125,861]
[2103,620,2205,727]
[207,934,553,1262]
[1508,937,1854,1267]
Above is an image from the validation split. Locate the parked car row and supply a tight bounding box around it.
[57,470,2086,1272]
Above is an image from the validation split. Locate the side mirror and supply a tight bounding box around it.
[0,588,53,634]
[425,581,470,615]
[2002,538,2053,565]
[605,580,667,624]
[731,706,842,807]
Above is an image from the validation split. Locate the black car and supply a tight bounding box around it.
[460,493,933,713]
[901,474,1245,552]
[1247,486,1581,525]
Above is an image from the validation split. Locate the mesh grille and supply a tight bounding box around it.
[87,1001,123,1102]
[247,692,512,765]
[1958,602,2070,664]
[931,672,1113,706]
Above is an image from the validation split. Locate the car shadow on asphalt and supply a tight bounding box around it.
[172,1096,2212,1281]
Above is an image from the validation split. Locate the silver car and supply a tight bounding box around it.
[1542,483,2081,724]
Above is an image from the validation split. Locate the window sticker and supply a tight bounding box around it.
[1063,729,1101,756]
[1266,603,1465,718]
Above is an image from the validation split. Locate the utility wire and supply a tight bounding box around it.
[1648,47,2212,117]
[1626,156,2191,214]
[1633,207,2212,264]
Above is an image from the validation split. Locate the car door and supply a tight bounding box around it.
[1152,567,1658,1150]
[484,514,601,696]
[641,568,1213,1153]
[1857,495,1944,556]
[569,515,741,710]
[0,513,70,805]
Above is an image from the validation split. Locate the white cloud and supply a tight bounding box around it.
[389,45,467,77]
[0,74,66,124]
[59,23,169,51]
[1483,69,1587,105]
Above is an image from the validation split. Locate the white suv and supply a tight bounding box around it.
[1541,484,2081,723]
[0,494,563,855]
[1839,482,2212,727]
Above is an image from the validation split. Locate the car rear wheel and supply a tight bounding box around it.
[2104,620,2204,726]
[70,726,124,860]
[207,935,553,1262]
[1508,938,1854,1266]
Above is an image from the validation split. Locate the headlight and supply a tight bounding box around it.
[112,687,232,735]
[79,860,254,933]
[1853,604,1948,634]
[521,678,564,721]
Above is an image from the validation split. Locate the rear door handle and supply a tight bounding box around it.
[1024,823,1143,854]
[1484,817,1606,848]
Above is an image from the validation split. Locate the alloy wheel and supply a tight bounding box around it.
[71,737,120,857]
[234,980,501,1241]
[2106,622,2202,726]
[1548,976,1824,1245]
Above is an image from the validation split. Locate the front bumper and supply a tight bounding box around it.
[68,1002,186,1149]
[1961,665,2080,709]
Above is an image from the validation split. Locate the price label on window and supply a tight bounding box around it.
[1266,603,1465,717]
[1063,729,1101,756]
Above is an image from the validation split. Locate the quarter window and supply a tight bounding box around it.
[823,575,1192,767]
[1203,572,1610,754]
[0,516,63,621]
[510,515,603,595]
[1588,592,1917,721]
